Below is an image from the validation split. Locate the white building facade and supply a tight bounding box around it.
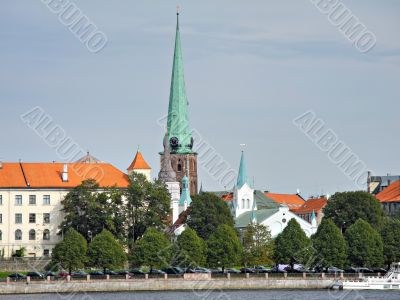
[0,160,130,258]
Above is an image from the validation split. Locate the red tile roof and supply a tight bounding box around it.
[294,197,328,214]
[0,162,129,189]
[264,192,305,208]
[127,151,151,171]
[221,193,233,201]
[0,163,27,188]
[376,180,400,203]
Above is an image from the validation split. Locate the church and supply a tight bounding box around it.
[157,12,318,238]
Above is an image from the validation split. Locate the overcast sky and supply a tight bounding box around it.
[1,1,399,198]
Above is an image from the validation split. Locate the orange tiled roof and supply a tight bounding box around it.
[376,180,400,203]
[0,162,129,189]
[0,163,27,188]
[264,192,305,208]
[127,151,151,171]
[221,193,234,201]
[294,197,328,214]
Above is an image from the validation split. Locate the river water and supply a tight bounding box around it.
[1,290,400,300]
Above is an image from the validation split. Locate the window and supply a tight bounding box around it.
[29,229,36,240]
[43,195,50,205]
[0,195,2,205]
[0,214,2,224]
[29,213,36,223]
[29,195,36,205]
[15,195,22,206]
[43,229,50,241]
[246,199,250,209]
[43,213,50,224]
[0,230,2,240]
[43,249,50,257]
[15,213,22,224]
[15,229,22,240]
[241,199,245,209]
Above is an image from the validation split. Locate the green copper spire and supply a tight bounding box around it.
[179,175,192,206]
[237,151,252,189]
[166,12,193,154]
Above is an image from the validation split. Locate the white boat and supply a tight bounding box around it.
[342,263,400,290]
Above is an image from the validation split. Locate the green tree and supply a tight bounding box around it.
[125,173,171,246]
[312,219,347,268]
[274,219,311,266]
[130,228,172,270]
[187,192,234,239]
[380,218,400,268]
[207,224,243,271]
[345,219,384,267]
[323,191,385,232]
[51,228,87,275]
[87,229,126,273]
[175,228,206,267]
[242,224,274,267]
[60,179,119,241]
[106,187,127,244]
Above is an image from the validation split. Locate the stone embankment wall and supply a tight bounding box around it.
[0,276,335,294]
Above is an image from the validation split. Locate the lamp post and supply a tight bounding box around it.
[88,230,92,242]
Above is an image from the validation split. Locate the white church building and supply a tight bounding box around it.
[166,151,318,238]
[230,151,317,238]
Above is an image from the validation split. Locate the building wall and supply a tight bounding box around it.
[382,202,400,216]
[160,153,198,195]
[259,207,316,238]
[296,210,324,226]
[0,189,66,258]
[130,169,152,182]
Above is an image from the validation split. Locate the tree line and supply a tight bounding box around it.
[52,175,400,272]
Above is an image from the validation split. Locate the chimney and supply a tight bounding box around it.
[367,171,371,193]
[62,164,68,182]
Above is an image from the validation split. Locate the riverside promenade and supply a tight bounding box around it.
[0,273,347,294]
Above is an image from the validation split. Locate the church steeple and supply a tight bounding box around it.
[160,10,198,195]
[237,151,252,189]
[166,10,193,154]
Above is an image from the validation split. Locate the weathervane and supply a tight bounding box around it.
[176,5,180,15]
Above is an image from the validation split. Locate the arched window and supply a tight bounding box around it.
[0,230,2,241]
[246,199,250,209]
[15,229,22,241]
[29,229,36,240]
[241,199,245,209]
[43,229,50,241]
[177,159,182,172]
